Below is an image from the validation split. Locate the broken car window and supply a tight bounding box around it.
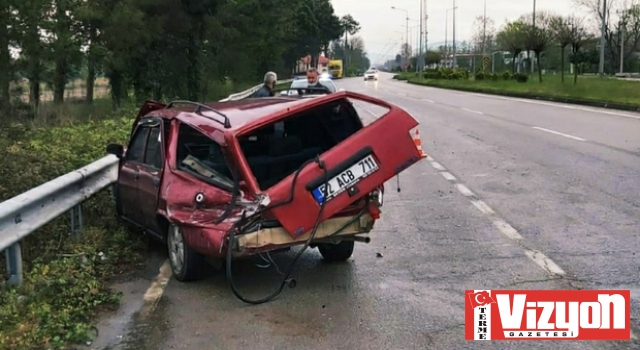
[239,98,363,190]
[175,123,234,189]
[144,125,162,169]
[126,125,149,162]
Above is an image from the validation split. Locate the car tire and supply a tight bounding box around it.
[318,240,355,262]
[167,223,204,282]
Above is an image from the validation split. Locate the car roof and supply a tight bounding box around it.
[147,95,336,133]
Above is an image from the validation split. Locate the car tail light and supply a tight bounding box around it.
[409,126,427,158]
[369,189,383,207]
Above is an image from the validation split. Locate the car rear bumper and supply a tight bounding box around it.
[231,213,376,257]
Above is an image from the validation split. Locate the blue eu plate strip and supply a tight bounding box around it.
[312,188,325,204]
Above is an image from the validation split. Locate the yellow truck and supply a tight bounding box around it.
[328,59,343,79]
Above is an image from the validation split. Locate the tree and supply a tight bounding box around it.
[472,15,497,59]
[568,16,590,84]
[551,15,575,82]
[521,11,555,82]
[573,0,640,73]
[496,20,527,73]
[341,14,360,66]
[1,0,350,116]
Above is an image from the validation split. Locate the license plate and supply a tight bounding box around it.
[311,154,379,204]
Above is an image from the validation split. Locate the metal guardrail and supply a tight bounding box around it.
[0,155,119,285]
[1,81,289,286]
[218,79,294,102]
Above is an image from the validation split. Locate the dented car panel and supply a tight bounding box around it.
[109,91,424,273]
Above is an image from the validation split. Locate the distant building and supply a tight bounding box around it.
[295,54,330,73]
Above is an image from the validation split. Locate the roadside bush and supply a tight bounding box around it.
[0,106,148,349]
[502,71,512,80]
[514,73,529,83]
[475,71,486,81]
[487,72,500,81]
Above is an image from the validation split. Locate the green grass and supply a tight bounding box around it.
[405,73,640,107]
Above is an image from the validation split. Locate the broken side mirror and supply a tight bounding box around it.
[106,143,124,159]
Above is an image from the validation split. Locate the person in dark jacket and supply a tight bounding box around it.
[252,71,277,97]
[305,68,330,94]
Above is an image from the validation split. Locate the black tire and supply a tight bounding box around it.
[318,241,355,262]
[167,223,204,281]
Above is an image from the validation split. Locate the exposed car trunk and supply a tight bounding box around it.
[236,92,423,238]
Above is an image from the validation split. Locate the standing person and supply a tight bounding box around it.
[305,68,330,94]
[253,71,277,97]
[306,68,321,87]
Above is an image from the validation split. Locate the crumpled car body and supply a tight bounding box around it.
[107,90,425,281]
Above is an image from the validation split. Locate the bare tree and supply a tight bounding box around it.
[568,16,590,84]
[551,16,576,83]
[472,15,497,57]
[519,11,555,82]
[573,0,640,72]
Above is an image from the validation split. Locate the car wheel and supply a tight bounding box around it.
[318,240,354,262]
[167,223,203,281]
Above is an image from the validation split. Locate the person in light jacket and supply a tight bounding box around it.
[252,71,277,97]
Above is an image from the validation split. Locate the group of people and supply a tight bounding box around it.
[252,68,325,98]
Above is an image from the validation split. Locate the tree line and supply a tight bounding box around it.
[387,0,639,82]
[0,0,364,114]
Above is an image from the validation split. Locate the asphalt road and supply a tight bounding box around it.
[88,73,640,350]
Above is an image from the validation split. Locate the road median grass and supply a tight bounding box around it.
[393,70,640,112]
[0,80,264,350]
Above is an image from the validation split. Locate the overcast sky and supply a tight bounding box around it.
[330,0,594,65]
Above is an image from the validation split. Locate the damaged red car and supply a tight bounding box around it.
[106,91,425,282]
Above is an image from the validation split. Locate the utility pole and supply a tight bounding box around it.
[620,20,625,73]
[392,6,410,71]
[531,0,536,73]
[483,0,487,57]
[424,0,428,71]
[452,0,456,68]
[419,0,423,72]
[598,0,607,76]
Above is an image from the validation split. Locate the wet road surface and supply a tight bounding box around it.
[87,73,640,350]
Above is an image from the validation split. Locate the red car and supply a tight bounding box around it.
[106,91,425,283]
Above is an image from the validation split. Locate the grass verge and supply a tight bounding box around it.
[394,70,640,111]
[0,79,265,349]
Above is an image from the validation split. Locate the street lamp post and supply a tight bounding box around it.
[392,6,410,71]
[445,7,456,68]
[452,0,457,68]
[482,0,487,57]
[598,0,607,76]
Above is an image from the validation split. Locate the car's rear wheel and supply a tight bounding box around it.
[167,223,203,281]
[318,240,354,262]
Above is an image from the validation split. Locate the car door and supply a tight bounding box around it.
[118,121,152,225]
[137,118,165,234]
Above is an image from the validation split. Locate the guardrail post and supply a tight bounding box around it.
[5,243,23,286]
[70,204,83,237]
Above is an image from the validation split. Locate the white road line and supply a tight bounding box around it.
[471,199,495,215]
[422,99,435,103]
[425,153,568,276]
[455,183,475,197]
[532,126,587,141]
[461,107,484,115]
[492,219,523,240]
[470,92,640,120]
[140,260,172,317]
[430,161,447,171]
[524,250,566,275]
[441,172,456,181]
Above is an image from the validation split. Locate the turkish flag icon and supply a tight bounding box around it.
[468,291,496,309]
